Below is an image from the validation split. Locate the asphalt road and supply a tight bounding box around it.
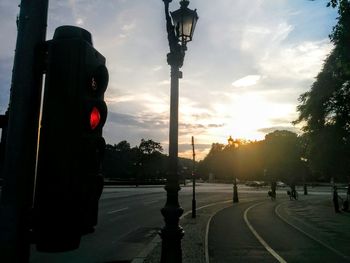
[1,183,343,262]
[29,184,233,263]
[208,197,349,263]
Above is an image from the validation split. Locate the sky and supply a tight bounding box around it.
[0,0,338,160]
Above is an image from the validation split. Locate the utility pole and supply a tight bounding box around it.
[191,136,196,218]
[0,1,48,262]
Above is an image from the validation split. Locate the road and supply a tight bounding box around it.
[208,194,350,263]
[1,183,343,262]
[30,183,233,263]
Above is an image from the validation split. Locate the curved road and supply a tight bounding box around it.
[208,198,350,263]
[30,184,233,262]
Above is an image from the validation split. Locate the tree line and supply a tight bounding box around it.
[197,131,309,184]
[104,126,345,186]
[102,139,193,183]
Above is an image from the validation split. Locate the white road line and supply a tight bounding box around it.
[244,202,287,263]
[182,199,232,219]
[107,207,129,214]
[275,203,350,261]
[143,200,158,205]
[200,200,232,263]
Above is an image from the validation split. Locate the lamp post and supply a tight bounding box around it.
[301,157,308,195]
[228,136,239,203]
[191,136,196,218]
[160,1,198,262]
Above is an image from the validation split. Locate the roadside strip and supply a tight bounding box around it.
[275,202,350,261]
[132,199,232,263]
[204,202,232,263]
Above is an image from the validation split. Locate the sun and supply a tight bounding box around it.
[209,92,296,143]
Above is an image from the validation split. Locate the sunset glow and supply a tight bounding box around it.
[0,0,337,160]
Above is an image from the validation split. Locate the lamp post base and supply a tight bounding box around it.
[160,205,184,263]
[233,180,239,203]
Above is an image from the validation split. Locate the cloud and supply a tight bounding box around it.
[208,123,225,128]
[232,75,262,87]
[240,22,294,51]
[107,111,168,130]
[178,143,212,160]
[0,0,338,160]
[259,39,333,81]
[257,126,301,135]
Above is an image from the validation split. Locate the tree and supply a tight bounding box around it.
[197,140,265,182]
[102,139,169,182]
[115,140,131,152]
[138,139,163,155]
[295,0,350,181]
[263,131,304,185]
[136,139,166,181]
[197,143,226,181]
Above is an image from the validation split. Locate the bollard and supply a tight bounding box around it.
[233,178,239,203]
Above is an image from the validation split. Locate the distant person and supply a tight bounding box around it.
[342,183,350,212]
[288,184,298,200]
[333,186,340,213]
[269,181,276,200]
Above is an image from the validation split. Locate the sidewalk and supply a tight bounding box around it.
[140,200,232,263]
[276,195,350,258]
[139,194,349,263]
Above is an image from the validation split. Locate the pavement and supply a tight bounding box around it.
[136,188,350,263]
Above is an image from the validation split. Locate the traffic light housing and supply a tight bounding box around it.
[33,26,108,252]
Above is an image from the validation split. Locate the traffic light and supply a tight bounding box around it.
[33,26,108,252]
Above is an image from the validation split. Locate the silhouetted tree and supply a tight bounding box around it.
[295,0,350,181]
[263,131,304,185]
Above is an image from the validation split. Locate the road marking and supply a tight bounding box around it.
[275,203,350,261]
[143,200,158,205]
[204,202,232,263]
[244,202,287,263]
[107,207,129,214]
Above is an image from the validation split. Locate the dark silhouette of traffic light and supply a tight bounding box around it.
[33,26,108,252]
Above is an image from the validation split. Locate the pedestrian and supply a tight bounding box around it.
[342,183,350,212]
[270,181,276,200]
[289,184,297,200]
[333,186,340,213]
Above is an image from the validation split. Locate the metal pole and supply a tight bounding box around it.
[191,136,196,218]
[233,177,239,203]
[0,1,48,262]
[160,1,185,262]
[160,62,184,263]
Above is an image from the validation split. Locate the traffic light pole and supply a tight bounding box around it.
[0,1,48,262]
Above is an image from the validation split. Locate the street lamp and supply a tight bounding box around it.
[301,157,308,195]
[170,0,198,47]
[228,136,239,203]
[160,1,198,262]
[191,136,196,218]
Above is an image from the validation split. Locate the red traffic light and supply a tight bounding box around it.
[90,107,101,130]
[85,101,107,131]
